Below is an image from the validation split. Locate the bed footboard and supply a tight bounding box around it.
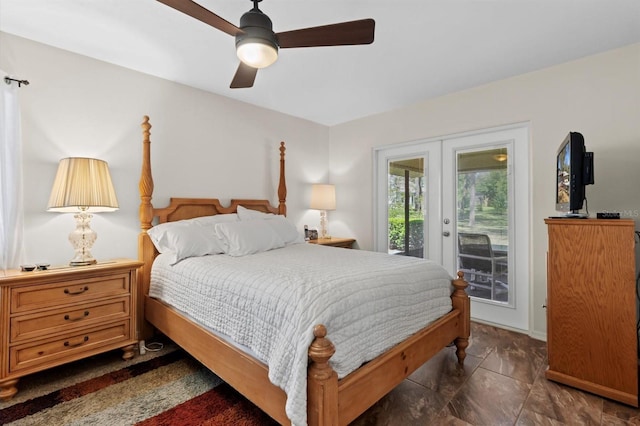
[306,272,470,426]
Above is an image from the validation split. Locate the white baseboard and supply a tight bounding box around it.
[528,330,547,342]
[471,317,547,342]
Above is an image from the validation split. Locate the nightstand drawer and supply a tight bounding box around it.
[9,321,130,373]
[10,297,130,342]
[11,273,131,313]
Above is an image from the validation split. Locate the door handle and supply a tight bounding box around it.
[443,231,450,237]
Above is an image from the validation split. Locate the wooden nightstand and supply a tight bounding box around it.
[0,258,142,400]
[308,237,356,249]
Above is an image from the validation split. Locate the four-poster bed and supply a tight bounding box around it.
[137,116,470,425]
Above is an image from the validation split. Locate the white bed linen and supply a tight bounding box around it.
[149,243,453,426]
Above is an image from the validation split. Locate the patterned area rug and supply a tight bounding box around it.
[0,341,278,425]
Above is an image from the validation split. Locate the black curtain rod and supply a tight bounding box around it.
[4,76,30,87]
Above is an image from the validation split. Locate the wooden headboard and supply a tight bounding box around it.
[137,115,287,298]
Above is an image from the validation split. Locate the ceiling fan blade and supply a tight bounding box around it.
[157,0,242,37]
[230,62,258,88]
[276,18,375,48]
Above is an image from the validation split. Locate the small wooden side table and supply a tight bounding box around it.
[0,258,143,400]
[308,237,356,249]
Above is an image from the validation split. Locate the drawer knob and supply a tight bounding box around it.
[64,286,89,295]
[64,336,89,348]
[64,311,90,321]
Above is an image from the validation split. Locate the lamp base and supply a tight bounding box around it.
[69,259,97,267]
[68,210,98,267]
[319,210,329,239]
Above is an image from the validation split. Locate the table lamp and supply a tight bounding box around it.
[47,157,119,266]
[310,184,336,239]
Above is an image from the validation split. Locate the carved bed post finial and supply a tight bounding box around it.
[308,325,335,378]
[452,271,470,367]
[307,324,338,426]
[278,142,287,216]
[139,116,154,231]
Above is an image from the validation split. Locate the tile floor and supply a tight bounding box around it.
[352,322,640,425]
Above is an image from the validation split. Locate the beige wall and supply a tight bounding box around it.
[329,43,640,338]
[0,32,330,266]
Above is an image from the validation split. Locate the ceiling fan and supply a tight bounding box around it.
[157,0,375,88]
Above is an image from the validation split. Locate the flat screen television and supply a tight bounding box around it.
[555,132,594,217]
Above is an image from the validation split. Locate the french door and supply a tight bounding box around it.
[374,125,530,331]
[374,141,443,263]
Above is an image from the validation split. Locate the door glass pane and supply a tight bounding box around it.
[388,158,425,258]
[456,148,509,302]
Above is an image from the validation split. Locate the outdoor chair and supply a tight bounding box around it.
[457,232,508,300]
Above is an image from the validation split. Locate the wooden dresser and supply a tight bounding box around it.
[545,218,638,406]
[0,259,142,400]
[308,237,356,249]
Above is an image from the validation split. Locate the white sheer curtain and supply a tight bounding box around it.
[0,72,25,271]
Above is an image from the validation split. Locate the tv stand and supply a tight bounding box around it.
[564,211,588,218]
[544,218,638,406]
[548,212,589,219]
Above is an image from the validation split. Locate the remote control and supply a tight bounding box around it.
[596,212,620,219]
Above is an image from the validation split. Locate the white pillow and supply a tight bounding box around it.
[236,206,302,244]
[191,213,238,226]
[264,215,304,245]
[215,220,285,256]
[147,214,238,265]
[237,205,275,220]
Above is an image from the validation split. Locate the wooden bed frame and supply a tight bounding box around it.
[137,116,470,425]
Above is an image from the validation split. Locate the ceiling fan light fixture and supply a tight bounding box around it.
[236,38,278,68]
[235,5,278,69]
[158,0,376,88]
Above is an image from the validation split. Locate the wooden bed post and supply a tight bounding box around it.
[278,141,287,216]
[307,324,338,426]
[452,271,470,367]
[139,115,154,233]
[138,115,156,340]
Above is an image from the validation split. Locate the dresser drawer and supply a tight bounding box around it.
[9,321,131,373]
[10,297,130,343]
[10,273,131,313]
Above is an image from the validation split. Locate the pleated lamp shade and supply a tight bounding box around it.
[47,158,119,212]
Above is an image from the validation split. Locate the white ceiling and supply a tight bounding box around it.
[1,0,639,125]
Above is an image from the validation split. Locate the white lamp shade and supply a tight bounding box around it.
[236,39,278,69]
[310,184,336,211]
[47,157,119,213]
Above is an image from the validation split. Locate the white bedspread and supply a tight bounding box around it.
[149,243,453,426]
